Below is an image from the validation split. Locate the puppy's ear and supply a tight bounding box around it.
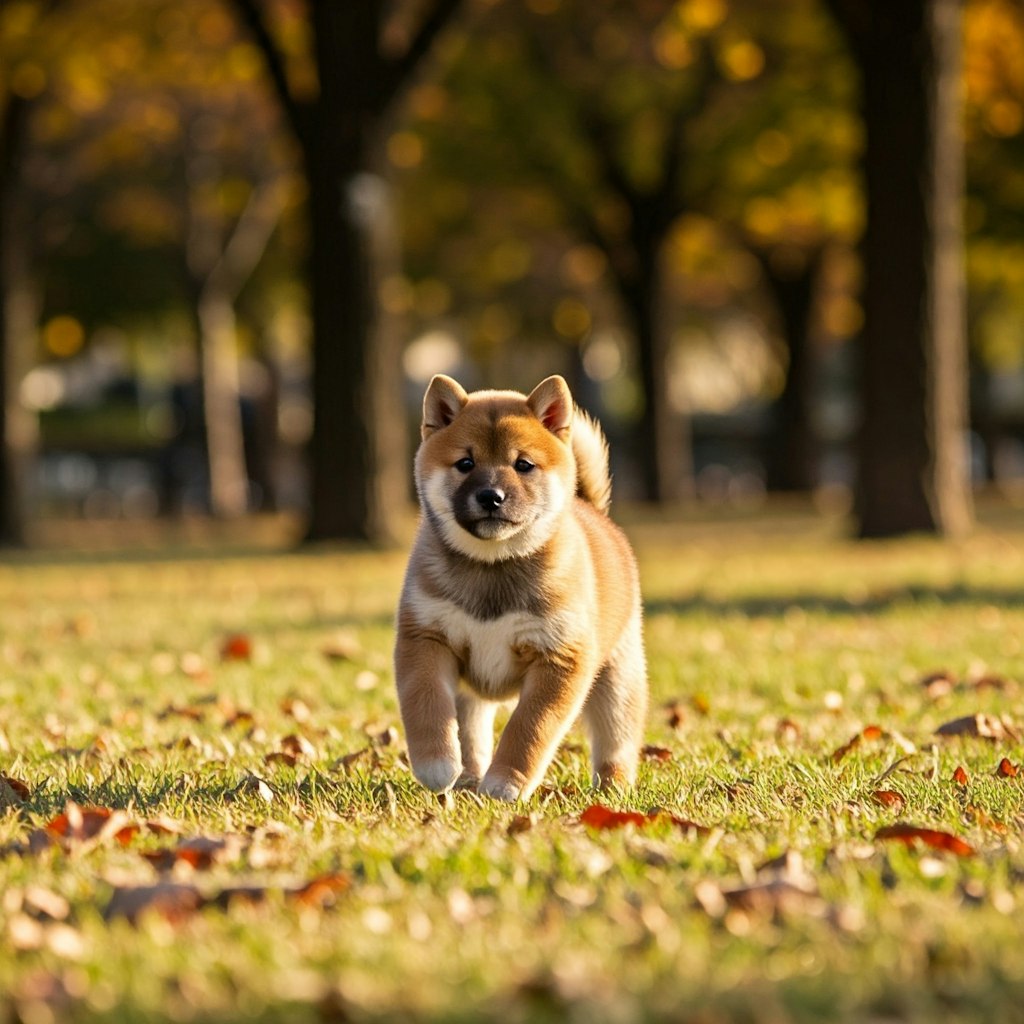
[527,376,573,438]
[422,374,469,438]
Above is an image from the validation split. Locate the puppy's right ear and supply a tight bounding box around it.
[422,375,468,439]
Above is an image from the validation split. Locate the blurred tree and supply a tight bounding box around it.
[2,0,299,525]
[0,0,58,546]
[825,0,974,537]
[401,0,859,499]
[231,0,463,542]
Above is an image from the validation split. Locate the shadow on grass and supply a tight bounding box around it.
[646,582,1024,619]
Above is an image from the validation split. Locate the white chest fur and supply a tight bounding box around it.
[406,584,559,697]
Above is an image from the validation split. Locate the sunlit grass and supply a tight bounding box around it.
[1,508,1023,1022]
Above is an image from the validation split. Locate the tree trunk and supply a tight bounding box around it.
[301,2,405,544]
[622,259,691,503]
[0,95,34,547]
[758,248,823,493]
[197,284,249,518]
[844,0,973,537]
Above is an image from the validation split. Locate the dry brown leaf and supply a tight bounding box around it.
[936,713,1019,742]
[280,733,317,759]
[506,814,534,836]
[640,745,673,762]
[920,670,956,698]
[281,697,312,723]
[1,775,31,802]
[952,765,970,787]
[996,758,1019,778]
[104,883,205,924]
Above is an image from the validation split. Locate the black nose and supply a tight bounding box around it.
[476,488,505,511]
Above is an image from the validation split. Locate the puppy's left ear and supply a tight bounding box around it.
[527,376,573,438]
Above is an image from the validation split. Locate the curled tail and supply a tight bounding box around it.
[572,408,612,514]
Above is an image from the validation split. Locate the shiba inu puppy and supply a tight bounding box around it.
[394,374,647,802]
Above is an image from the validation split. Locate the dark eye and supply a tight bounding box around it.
[514,458,535,473]
[454,456,474,473]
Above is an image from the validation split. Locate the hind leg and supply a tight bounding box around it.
[583,612,647,789]
[455,690,497,789]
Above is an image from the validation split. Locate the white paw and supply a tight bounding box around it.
[413,756,462,793]
[478,771,523,802]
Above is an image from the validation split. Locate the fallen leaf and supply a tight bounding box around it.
[776,718,802,742]
[507,814,534,836]
[220,634,253,661]
[936,713,1019,742]
[996,758,1019,778]
[289,872,351,908]
[920,670,956,698]
[965,805,1008,834]
[281,697,311,723]
[321,632,362,661]
[280,733,317,759]
[640,745,673,762]
[1,775,31,802]
[264,752,298,768]
[872,790,906,813]
[831,724,886,763]
[580,805,707,835]
[45,803,138,847]
[580,805,648,830]
[228,774,275,804]
[875,823,974,856]
[104,883,205,924]
[952,765,970,787]
[333,747,374,773]
[663,701,686,731]
[143,835,246,871]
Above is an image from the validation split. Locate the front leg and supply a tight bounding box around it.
[394,631,462,793]
[479,649,594,802]
[455,690,498,789]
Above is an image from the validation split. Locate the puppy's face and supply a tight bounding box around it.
[415,376,575,562]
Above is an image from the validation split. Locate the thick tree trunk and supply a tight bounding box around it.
[758,248,823,493]
[844,0,973,537]
[301,2,406,544]
[0,95,33,547]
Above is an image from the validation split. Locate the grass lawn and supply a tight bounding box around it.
[2,507,1024,1022]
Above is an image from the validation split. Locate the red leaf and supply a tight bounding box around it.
[831,724,886,763]
[952,765,970,787]
[143,835,244,871]
[45,803,138,846]
[996,758,1019,778]
[875,823,974,856]
[872,790,906,812]
[220,634,253,661]
[580,805,649,830]
[289,872,351,908]
[579,804,707,835]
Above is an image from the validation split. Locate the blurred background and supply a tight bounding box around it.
[0,0,1021,549]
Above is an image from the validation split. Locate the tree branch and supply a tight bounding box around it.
[377,0,463,111]
[230,0,309,142]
